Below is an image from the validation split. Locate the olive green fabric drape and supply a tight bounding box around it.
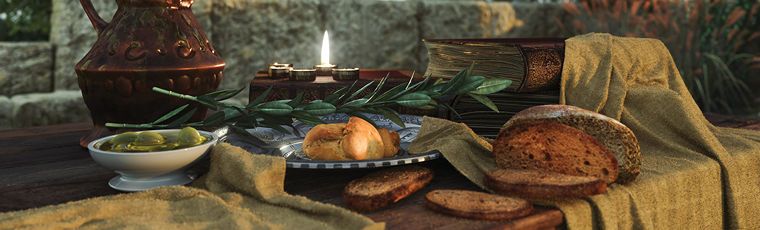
[0,143,383,230]
[410,33,760,229]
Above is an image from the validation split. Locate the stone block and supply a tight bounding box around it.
[0,42,53,96]
[506,3,571,37]
[0,97,13,129]
[211,0,322,90]
[325,0,421,70]
[50,0,214,90]
[418,1,522,73]
[9,90,91,128]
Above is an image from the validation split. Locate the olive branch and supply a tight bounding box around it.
[105,64,511,134]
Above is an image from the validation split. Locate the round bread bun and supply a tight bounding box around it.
[303,117,385,160]
[501,104,641,184]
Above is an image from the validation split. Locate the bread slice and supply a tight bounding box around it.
[344,166,433,211]
[485,168,607,199]
[503,104,641,183]
[424,190,533,220]
[495,121,619,183]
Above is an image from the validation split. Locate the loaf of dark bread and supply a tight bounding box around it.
[501,104,641,184]
[485,168,607,199]
[343,166,433,211]
[424,189,533,220]
[495,121,619,183]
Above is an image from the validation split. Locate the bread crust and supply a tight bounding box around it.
[424,190,533,220]
[503,104,641,184]
[378,128,400,158]
[485,168,607,199]
[343,166,433,212]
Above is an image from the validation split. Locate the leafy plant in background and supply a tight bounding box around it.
[106,65,512,135]
[0,0,51,41]
[556,0,760,115]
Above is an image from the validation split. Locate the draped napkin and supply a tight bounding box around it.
[0,143,383,230]
[409,33,760,229]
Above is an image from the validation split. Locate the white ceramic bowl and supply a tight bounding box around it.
[87,129,218,192]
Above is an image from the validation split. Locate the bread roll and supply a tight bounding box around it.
[378,128,400,158]
[303,117,399,160]
[501,104,641,184]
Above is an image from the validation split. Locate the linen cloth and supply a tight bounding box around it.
[410,33,760,229]
[0,143,383,230]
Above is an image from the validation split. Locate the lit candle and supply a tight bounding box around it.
[314,31,336,76]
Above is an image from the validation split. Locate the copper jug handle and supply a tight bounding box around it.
[79,0,109,35]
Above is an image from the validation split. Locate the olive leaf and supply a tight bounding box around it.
[470,78,511,95]
[367,73,389,101]
[292,111,323,125]
[467,93,499,112]
[346,81,375,102]
[395,93,431,107]
[453,75,485,95]
[258,102,293,115]
[374,107,405,128]
[303,100,336,115]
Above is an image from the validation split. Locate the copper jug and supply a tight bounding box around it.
[76,0,225,146]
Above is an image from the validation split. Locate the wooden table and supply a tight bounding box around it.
[1,114,758,229]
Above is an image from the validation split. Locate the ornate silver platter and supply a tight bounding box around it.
[222,113,441,169]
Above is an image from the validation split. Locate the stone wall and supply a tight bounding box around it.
[0,42,53,96]
[0,0,567,129]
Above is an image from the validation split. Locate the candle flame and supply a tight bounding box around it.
[320,31,330,65]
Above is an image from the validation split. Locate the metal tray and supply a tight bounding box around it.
[222,113,441,169]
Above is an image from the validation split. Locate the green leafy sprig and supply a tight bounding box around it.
[105,65,511,133]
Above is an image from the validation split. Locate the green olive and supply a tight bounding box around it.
[126,143,180,152]
[134,131,166,146]
[111,143,131,152]
[109,132,138,144]
[177,127,206,146]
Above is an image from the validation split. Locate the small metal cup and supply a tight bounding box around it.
[289,69,317,81]
[314,64,336,76]
[332,68,360,81]
[268,65,292,79]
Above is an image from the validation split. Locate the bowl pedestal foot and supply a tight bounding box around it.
[109,171,197,192]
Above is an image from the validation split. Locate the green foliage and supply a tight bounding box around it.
[558,0,760,115]
[0,0,51,41]
[105,65,512,132]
